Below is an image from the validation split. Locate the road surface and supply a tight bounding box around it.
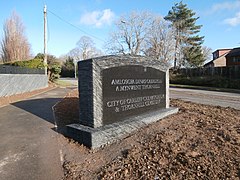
[0,87,72,180]
[170,88,240,110]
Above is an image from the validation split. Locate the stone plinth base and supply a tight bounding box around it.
[66,107,178,149]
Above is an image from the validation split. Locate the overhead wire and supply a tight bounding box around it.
[47,9,105,43]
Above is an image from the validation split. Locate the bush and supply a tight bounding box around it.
[60,57,75,77]
[33,53,62,82]
[170,75,240,89]
[3,56,62,82]
[61,67,75,77]
[48,62,62,81]
[10,59,44,69]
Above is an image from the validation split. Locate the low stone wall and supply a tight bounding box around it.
[0,74,48,97]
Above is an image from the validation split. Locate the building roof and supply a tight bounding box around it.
[226,47,240,57]
[204,47,240,66]
[204,60,213,66]
[204,52,228,66]
[212,48,232,53]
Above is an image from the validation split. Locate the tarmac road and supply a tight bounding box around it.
[0,87,72,180]
[170,87,240,110]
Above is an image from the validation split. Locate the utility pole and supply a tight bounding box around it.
[43,5,47,75]
[74,59,77,79]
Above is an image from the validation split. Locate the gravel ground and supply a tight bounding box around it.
[54,89,240,180]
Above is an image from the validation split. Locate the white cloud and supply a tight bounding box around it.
[224,12,240,26]
[80,9,115,28]
[211,0,240,12]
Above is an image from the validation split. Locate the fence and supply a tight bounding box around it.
[0,65,47,97]
[174,66,240,79]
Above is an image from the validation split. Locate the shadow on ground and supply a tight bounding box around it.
[11,96,79,137]
[53,97,79,133]
[12,98,62,124]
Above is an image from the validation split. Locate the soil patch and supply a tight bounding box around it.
[54,89,240,180]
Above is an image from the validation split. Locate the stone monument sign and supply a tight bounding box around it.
[67,55,178,148]
[102,65,166,125]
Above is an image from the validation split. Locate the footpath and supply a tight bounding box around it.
[0,87,72,180]
[170,87,240,110]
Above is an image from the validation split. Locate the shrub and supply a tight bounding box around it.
[48,61,62,81]
[170,75,240,89]
[33,53,62,82]
[11,59,44,69]
[3,59,44,68]
[60,57,75,77]
[61,67,75,77]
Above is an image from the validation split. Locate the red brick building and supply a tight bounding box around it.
[226,47,240,66]
[204,49,231,67]
[204,48,240,67]
[212,49,232,60]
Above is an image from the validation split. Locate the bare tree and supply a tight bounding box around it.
[77,36,95,60]
[202,46,212,63]
[67,48,82,61]
[0,49,3,64]
[105,11,175,64]
[144,16,175,63]
[68,36,103,61]
[1,11,31,62]
[105,11,152,55]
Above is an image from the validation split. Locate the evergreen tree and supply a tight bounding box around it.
[61,56,75,77]
[164,1,204,68]
[183,46,204,67]
[64,57,74,70]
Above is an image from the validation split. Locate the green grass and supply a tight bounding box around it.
[54,79,73,87]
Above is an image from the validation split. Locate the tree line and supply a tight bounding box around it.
[0,2,212,71]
